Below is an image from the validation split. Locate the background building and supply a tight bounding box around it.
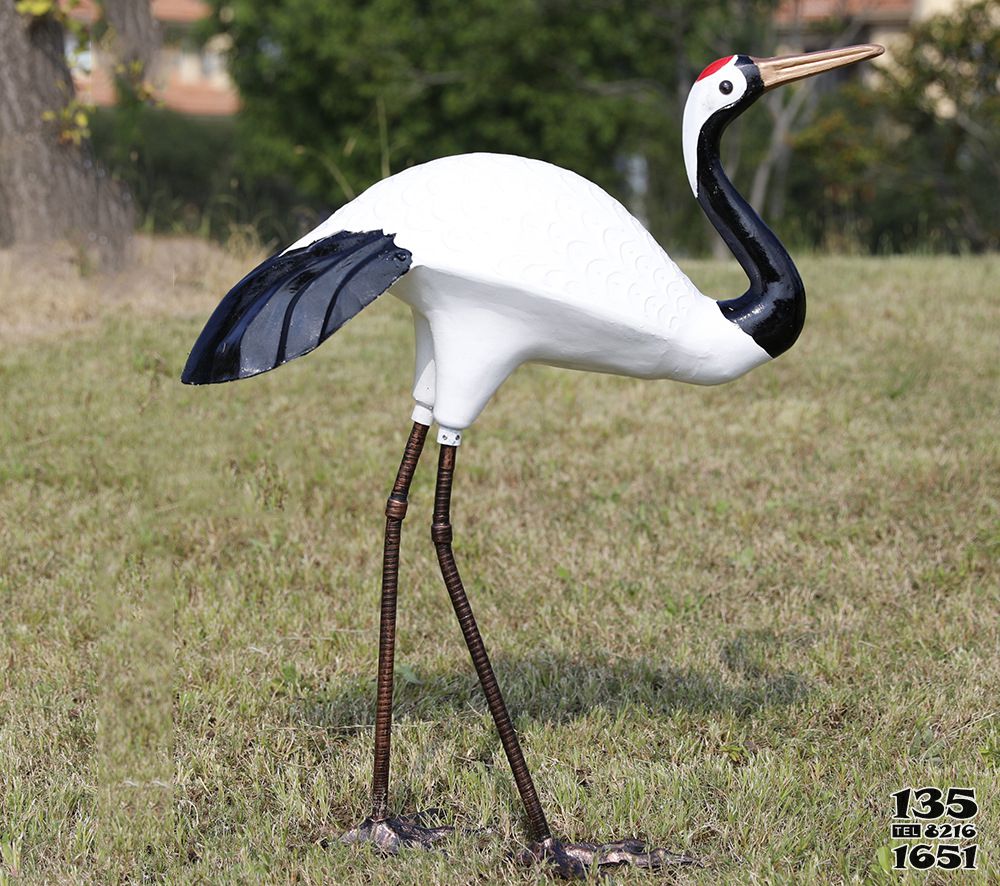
[67,0,239,116]
[776,0,965,52]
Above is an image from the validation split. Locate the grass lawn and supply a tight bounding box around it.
[1,239,997,884]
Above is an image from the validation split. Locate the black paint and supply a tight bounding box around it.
[181,230,412,385]
[699,57,806,359]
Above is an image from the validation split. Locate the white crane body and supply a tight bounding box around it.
[289,153,770,437]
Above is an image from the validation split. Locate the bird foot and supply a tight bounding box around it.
[340,810,455,854]
[516,836,697,879]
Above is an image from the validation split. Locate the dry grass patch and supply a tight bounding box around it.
[0,235,256,344]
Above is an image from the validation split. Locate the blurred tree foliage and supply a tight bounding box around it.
[90,106,310,243]
[788,0,1000,252]
[202,0,774,252]
[90,0,998,254]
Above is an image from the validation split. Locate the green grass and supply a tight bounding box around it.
[1,243,998,884]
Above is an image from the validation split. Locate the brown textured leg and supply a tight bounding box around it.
[431,446,556,840]
[371,421,427,819]
[432,443,696,880]
[340,421,454,854]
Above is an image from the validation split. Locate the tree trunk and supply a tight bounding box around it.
[0,4,133,267]
[103,0,159,69]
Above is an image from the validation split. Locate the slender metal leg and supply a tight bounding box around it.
[431,443,697,879]
[341,421,453,854]
[431,444,552,842]
[371,420,427,819]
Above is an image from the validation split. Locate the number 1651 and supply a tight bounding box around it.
[893,843,977,870]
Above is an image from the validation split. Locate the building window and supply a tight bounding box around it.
[65,32,93,75]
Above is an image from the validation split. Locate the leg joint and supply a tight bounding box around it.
[430,520,452,544]
[385,492,408,520]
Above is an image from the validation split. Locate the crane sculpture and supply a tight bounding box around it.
[182,44,883,878]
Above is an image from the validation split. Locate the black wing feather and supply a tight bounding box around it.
[181,230,412,385]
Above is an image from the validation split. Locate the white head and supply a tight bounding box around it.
[681,46,885,199]
[682,55,755,198]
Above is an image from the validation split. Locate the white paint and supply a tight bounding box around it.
[682,57,750,197]
[437,427,462,446]
[287,152,770,440]
[411,402,433,426]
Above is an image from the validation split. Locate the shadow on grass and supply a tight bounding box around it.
[290,638,810,739]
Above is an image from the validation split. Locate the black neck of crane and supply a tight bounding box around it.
[696,64,806,359]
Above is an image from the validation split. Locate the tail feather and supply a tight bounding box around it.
[181,230,411,385]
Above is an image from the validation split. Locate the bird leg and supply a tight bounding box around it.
[432,443,697,879]
[340,421,454,853]
[432,444,552,840]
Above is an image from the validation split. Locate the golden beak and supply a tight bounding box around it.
[754,44,884,91]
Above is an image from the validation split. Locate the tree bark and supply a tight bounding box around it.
[102,0,160,82]
[0,3,133,266]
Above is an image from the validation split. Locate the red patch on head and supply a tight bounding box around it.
[696,56,734,81]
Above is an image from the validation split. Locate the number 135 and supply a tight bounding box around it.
[892,787,978,820]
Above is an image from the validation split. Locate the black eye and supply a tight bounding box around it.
[719,80,733,95]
